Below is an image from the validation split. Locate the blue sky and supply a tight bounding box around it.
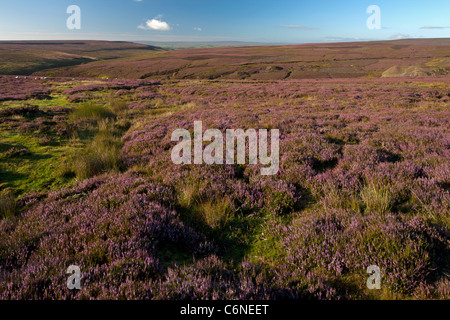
[0,0,449,43]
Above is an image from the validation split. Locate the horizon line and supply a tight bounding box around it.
[0,37,449,47]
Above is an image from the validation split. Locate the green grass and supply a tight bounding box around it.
[71,121,123,180]
[0,131,76,195]
[0,79,139,197]
[0,93,70,110]
[0,97,127,197]
[69,102,116,122]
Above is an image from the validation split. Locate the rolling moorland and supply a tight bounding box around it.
[0,39,449,300]
[34,38,450,80]
[0,41,162,76]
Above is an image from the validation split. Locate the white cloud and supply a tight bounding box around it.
[194,27,202,32]
[138,18,171,31]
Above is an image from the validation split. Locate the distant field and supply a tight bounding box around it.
[136,41,278,50]
[32,38,450,80]
[0,41,163,75]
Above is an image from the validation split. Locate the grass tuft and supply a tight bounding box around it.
[70,102,116,123]
[0,189,17,219]
[72,121,123,180]
[196,197,235,229]
[360,182,393,214]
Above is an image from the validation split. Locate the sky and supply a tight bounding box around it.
[0,0,449,43]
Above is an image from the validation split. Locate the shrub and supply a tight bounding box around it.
[263,180,299,216]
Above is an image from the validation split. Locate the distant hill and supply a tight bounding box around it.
[136,41,280,50]
[18,38,450,80]
[0,40,163,75]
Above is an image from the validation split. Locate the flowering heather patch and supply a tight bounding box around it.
[122,78,449,217]
[0,76,50,101]
[0,104,43,118]
[0,75,449,300]
[140,91,161,100]
[62,79,161,104]
[0,173,216,299]
[116,77,449,298]
[63,79,160,95]
[0,103,73,137]
[126,102,153,110]
[154,256,292,300]
[273,209,449,296]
